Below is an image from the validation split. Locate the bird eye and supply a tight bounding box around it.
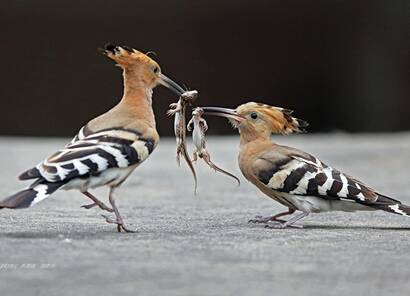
[250,112,258,119]
[153,66,159,74]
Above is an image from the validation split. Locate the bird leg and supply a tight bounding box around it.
[101,188,137,233]
[264,212,309,229]
[81,191,114,212]
[248,208,295,223]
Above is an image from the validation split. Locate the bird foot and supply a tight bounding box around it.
[264,221,304,229]
[81,202,114,213]
[248,215,286,224]
[101,215,137,233]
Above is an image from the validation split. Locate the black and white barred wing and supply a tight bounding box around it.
[1,128,155,209]
[253,149,410,217]
[255,152,379,203]
[68,125,89,145]
[20,128,155,183]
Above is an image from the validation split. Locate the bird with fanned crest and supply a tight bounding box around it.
[0,44,186,232]
[202,102,410,228]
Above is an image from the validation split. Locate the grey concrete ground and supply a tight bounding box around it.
[0,134,410,296]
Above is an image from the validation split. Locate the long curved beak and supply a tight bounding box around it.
[158,73,185,96]
[201,107,245,122]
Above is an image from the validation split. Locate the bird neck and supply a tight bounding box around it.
[118,69,156,128]
[239,126,271,146]
[238,136,276,182]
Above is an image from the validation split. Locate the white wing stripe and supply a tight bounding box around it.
[268,160,302,189]
[337,174,349,197]
[98,145,129,167]
[31,184,50,205]
[318,167,333,195]
[89,154,109,171]
[290,169,316,195]
[72,159,90,175]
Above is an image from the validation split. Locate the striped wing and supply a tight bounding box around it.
[20,127,155,183]
[255,152,379,204]
[68,125,89,145]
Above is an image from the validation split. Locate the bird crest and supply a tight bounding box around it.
[99,43,156,68]
[236,102,309,135]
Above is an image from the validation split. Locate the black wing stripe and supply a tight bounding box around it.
[143,138,155,154]
[315,172,328,186]
[347,179,361,196]
[306,172,328,196]
[95,148,120,168]
[67,142,98,149]
[258,168,280,185]
[327,170,343,197]
[307,178,319,195]
[33,125,155,183]
[117,145,139,165]
[61,163,75,170]
[282,167,306,192]
[64,169,80,180]
[49,149,97,163]
[258,157,294,185]
[99,136,134,146]
[263,156,378,203]
[81,159,99,174]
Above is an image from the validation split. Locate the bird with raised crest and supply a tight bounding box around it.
[202,102,410,228]
[0,43,186,232]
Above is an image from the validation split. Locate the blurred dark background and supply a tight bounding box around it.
[0,0,409,136]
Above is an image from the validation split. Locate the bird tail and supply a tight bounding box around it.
[18,167,42,180]
[0,181,64,209]
[370,194,410,217]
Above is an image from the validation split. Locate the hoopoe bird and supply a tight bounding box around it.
[0,44,185,232]
[202,102,410,228]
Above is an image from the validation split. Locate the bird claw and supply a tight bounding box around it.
[248,215,270,223]
[264,222,287,229]
[248,215,286,224]
[264,222,304,229]
[119,225,138,233]
[101,215,137,233]
[81,202,114,213]
[81,203,94,209]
